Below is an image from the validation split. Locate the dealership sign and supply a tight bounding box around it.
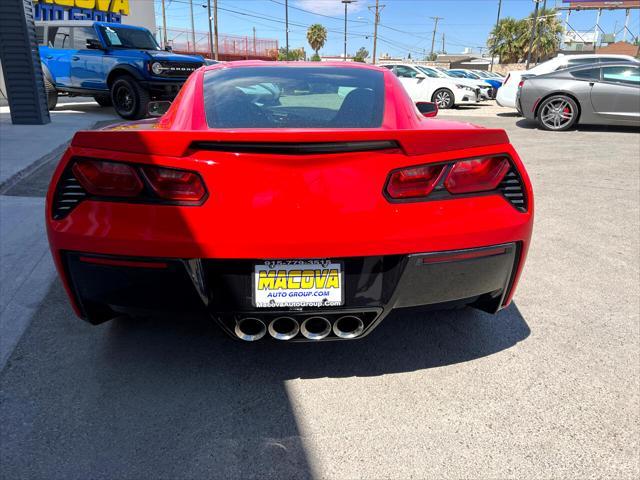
[562,0,640,8]
[35,0,130,23]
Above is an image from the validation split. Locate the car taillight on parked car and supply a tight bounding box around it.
[385,155,519,206]
[72,160,144,197]
[518,79,525,88]
[140,166,206,201]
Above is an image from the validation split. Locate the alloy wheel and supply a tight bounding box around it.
[540,98,575,130]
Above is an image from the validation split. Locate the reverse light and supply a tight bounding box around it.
[141,166,206,202]
[72,159,143,197]
[444,156,510,194]
[386,164,446,199]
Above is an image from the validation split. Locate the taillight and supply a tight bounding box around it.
[444,157,510,194]
[385,164,446,199]
[518,79,525,88]
[141,166,205,202]
[53,158,207,219]
[72,159,143,197]
[384,156,516,204]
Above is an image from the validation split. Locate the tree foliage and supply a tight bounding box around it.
[353,47,369,62]
[488,9,563,64]
[277,47,306,61]
[307,24,328,57]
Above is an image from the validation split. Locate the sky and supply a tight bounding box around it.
[152,0,640,57]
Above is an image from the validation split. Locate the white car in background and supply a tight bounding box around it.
[496,54,639,109]
[417,66,494,100]
[380,63,480,109]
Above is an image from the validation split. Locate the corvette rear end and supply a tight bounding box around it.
[46,62,533,342]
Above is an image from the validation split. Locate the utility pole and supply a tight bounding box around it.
[253,26,257,56]
[368,0,384,65]
[213,0,219,60]
[489,0,502,72]
[525,0,541,69]
[206,0,214,58]
[161,0,167,47]
[535,0,548,63]
[285,0,289,59]
[429,16,443,58]
[342,0,355,61]
[189,0,196,54]
[441,32,445,54]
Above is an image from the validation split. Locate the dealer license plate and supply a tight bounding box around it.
[253,260,344,308]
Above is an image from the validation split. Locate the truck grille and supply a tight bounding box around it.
[156,62,203,77]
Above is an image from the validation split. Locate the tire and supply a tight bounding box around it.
[110,75,150,120]
[44,78,58,111]
[94,94,112,107]
[431,88,454,109]
[536,95,579,131]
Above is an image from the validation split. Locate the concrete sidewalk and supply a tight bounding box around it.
[0,100,118,368]
[0,101,116,189]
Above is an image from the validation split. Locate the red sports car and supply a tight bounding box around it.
[46,61,533,342]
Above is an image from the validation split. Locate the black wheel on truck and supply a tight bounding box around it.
[110,75,150,120]
[93,94,112,107]
[44,78,58,111]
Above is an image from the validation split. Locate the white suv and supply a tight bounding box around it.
[496,54,639,109]
[381,63,480,109]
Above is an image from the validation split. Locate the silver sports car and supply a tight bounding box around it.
[517,61,640,131]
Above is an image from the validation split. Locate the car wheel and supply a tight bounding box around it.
[537,95,579,131]
[432,88,454,109]
[44,78,58,111]
[110,75,150,120]
[94,94,112,107]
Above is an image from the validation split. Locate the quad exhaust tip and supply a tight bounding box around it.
[268,317,300,341]
[300,316,332,340]
[235,317,267,341]
[333,315,364,339]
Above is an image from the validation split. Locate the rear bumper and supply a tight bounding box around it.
[61,243,522,340]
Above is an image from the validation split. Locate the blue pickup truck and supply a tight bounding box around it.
[36,21,204,119]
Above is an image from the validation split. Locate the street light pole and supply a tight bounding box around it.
[189,0,196,54]
[161,0,168,47]
[489,0,502,72]
[525,0,541,69]
[342,0,355,61]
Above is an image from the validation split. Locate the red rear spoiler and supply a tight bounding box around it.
[70,128,510,158]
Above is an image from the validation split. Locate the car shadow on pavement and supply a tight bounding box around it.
[1,280,529,479]
[515,118,640,133]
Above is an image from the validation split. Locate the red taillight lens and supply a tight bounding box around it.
[141,166,205,202]
[386,164,446,199]
[518,79,525,88]
[444,156,510,194]
[72,159,143,197]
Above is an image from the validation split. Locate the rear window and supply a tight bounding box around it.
[203,66,385,129]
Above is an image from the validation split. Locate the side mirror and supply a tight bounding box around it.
[416,101,438,118]
[415,73,427,80]
[86,38,103,50]
[147,100,172,117]
[164,45,173,52]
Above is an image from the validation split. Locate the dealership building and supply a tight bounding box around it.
[0,0,156,124]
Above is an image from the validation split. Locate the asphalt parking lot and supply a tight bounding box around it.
[1,105,639,479]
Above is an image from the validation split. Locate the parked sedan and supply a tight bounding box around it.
[419,66,494,100]
[381,63,480,108]
[517,62,640,130]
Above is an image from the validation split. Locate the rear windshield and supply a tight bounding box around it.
[203,67,385,129]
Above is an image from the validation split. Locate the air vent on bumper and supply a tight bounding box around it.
[498,168,527,212]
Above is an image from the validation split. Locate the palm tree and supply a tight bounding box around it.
[307,24,328,59]
[526,8,564,62]
[487,17,526,64]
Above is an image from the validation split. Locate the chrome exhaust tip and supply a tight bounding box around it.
[268,316,300,341]
[300,316,331,340]
[333,315,364,339]
[235,317,267,341]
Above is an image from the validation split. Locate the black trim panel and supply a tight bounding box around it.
[190,140,401,155]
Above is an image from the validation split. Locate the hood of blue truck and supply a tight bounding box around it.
[145,51,204,63]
